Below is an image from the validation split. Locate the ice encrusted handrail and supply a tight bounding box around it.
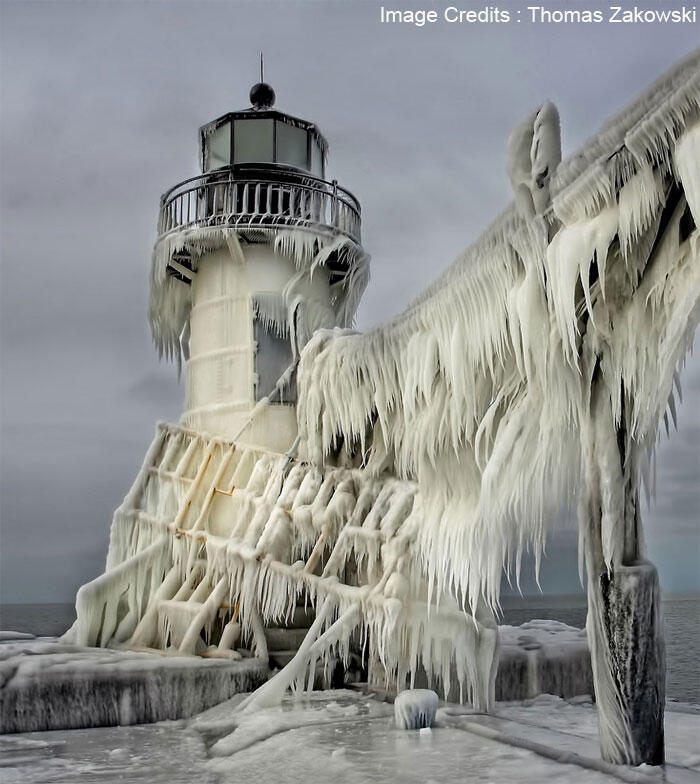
[376,48,700,327]
[157,165,361,246]
[149,165,366,365]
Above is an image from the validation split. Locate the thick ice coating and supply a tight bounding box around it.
[67,48,699,766]
[394,689,440,730]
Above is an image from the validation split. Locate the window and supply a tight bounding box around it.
[206,122,231,170]
[233,118,274,163]
[253,319,296,403]
[310,140,324,177]
[276,121,308,170]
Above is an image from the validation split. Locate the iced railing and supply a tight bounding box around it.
[67,421,498,710]
[157,165,362,246]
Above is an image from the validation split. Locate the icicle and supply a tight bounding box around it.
[674,121,700,225]
[150,226,369,367]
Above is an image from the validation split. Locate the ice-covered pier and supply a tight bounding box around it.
[0,634,267,734]
[1,620,591,733]
[2,687,698,784]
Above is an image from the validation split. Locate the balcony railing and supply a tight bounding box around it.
[157,164,361,246]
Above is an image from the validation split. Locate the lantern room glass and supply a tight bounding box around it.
[202,115,325,176]
[310,140,323,177]
[276,121,308,170]
[233,118,274,163]
[207,122,231,170]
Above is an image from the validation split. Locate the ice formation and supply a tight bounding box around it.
[67,49,699,767]
[507,100,561,218]
[496,621,592,702]
[394,689,439,730]
[294,50,699,763]
[65,422,498,711]
[149,226,369,366]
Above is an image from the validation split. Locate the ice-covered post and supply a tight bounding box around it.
[581,377,665,766]
[506,96,678,766]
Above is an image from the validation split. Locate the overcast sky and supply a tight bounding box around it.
[1,1,698,604]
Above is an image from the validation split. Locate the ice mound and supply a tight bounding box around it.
[394,689,439,730]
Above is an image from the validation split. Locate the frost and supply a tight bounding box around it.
[293,51,699,763]
[68,422,498,712]
[0,637,268,733]
[507,101,561,218]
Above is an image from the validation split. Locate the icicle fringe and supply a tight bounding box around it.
[148,227,369,365]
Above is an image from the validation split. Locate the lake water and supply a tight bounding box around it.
[2,594,698,702]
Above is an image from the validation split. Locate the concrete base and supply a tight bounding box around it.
[0,635,269,733]
[496,620,593,701]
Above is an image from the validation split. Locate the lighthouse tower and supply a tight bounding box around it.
[149,78,368,452]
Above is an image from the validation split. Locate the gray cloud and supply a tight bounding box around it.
[1,1,698,602]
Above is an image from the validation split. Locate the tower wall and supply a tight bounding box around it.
[181,239,332,452]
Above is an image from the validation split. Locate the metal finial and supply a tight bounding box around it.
[250,51,274,109]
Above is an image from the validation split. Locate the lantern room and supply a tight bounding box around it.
[199,81,327,177]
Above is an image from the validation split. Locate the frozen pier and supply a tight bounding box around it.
[5,690,696,784]
[1,620,591,733]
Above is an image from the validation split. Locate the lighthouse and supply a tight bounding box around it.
[149,77,368,452]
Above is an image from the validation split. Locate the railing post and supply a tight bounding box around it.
[331,179,338,229]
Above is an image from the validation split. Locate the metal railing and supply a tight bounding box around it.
[157,165,361,246]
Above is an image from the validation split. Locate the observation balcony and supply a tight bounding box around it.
[157,163,362,249]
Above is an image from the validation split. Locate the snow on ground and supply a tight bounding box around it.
[202,691,617,784]
[2,689,699,784]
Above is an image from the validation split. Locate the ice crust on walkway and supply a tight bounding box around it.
[1,620,591,733]
[2,688,699,783]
